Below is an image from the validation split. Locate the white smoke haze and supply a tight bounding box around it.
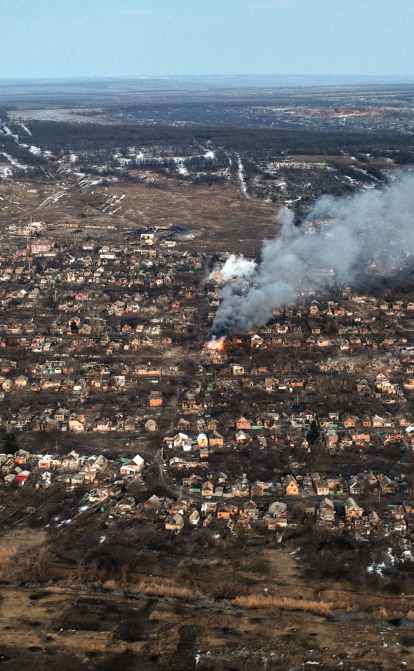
[209,254,256,282]
[209,171,414,337]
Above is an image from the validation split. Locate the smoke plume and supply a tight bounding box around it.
[209,171,414,336]
[209,254,256,283]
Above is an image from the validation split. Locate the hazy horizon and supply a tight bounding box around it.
[2,73,414,85]
[2,0,414,80]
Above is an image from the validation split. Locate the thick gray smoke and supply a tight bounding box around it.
[209,254,256,282]
[209,172,414,336]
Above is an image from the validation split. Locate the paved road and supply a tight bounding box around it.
[154,450,192,499]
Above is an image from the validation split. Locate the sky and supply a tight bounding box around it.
[1,0,414,80]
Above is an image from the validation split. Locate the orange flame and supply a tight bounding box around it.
[206,336,226,352]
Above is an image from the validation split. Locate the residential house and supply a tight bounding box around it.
[38,455,53,469]
[177,417,191,431]
[236,416,252,430]
[284,475,299,496]
[352,433,371,444]
[206,417,217,431]
[231,364,245,375]
[61,452,80,471]
[243,500,259,519]
[319,498,335,522]
[14,449,30,465]
[165,513,185,532]
[327,478,344,495]
[144,419,157,431]
[317,336,331,347]
[324,428,339,449]
[251,334,264,348]
[149,391,163,406]
[349,477,362,496]
[314,479,329,496]
[251,480,269,497]
[15,470,30,486]
[357,379,371,393]
[119,454,144,475]
[379,476,396,494]
[125,417,137,431]
[404,501,414,515]
[266,501,287,528]
[303,502,316,517]
[54,407,69,423]
[209,430,224,447]
[197,433,209,447]
[343,415,359,428]
[189,510,200,525]
[392,505,405,520]
[173,432,193,451]
[344,497,364,518]
[201,481,214,497]
[197,418,207,431]
[68,417,85,432]
[199,445,209,459]
[392,518,407,532]
[116,496,136,513]
[217,504,238,520]
[1,457,16,475]
[93,418,111,433]
[404,378,414,390]
[90,455,109,473]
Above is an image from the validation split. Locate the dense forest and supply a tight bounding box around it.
[17,121,414,162]
[2,116,414,215]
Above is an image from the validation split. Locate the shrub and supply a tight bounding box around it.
[233,595,334,617]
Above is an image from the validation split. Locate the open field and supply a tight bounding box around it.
[0,176,279,255]
[0,528,412,669]
[0,574,414,669]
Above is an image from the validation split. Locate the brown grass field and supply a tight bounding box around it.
[0,175,280,255]
[0,528,413,669]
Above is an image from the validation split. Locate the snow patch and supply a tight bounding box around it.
[2,126,18,140]
[20,123,32,136]
[0,152,27,170]
[0,166,13,179]
[173,157,188,176]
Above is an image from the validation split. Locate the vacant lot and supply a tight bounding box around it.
[0,176,278,256]
[0,583,413,671]
[0,527,412,670]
